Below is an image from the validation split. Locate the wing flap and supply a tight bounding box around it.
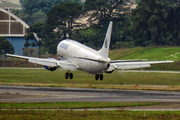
[6,54,77,71]
[29,59,57,67]
[59,62,77,71]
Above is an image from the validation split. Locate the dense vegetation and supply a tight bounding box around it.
[13,0,180,54]
[0,37,14,58]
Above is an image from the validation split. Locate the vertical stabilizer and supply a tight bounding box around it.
[98,21,113,59]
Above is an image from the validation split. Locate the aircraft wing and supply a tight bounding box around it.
[107,60,174,72]
[6,54,77,71]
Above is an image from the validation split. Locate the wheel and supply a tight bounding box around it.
[100,74,103,81]
[70,73,73,79]
[65,73,69,79]
[95,74,99,80]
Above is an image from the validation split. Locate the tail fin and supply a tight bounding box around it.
[98,21,113,59]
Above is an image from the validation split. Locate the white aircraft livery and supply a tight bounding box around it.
[7,21,174,80]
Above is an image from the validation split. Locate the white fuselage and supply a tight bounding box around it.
[57,39,110,74]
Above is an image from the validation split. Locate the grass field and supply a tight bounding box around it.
[1,47,180,119]
[0,110,180,120]
[0,102,159,109]
[0,69,180,86]
[109,47,180,61]
[0,68,180,91]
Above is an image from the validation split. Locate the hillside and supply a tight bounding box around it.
[109,47,180,61]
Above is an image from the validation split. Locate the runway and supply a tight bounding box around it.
[1,85,180,111]
[0,85,180,103]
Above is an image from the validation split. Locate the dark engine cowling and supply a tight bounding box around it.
[106,70,114,74]
[44,66,57,71]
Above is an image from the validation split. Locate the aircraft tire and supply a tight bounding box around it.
[100,74,103,81]
[95,74,99,80]
[70,73,73,79]
[65,73,69,79]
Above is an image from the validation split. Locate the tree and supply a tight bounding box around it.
[42,1,83,54]
[12,9,46,25]
[166,1,180,46]
[83,0,129,49]
[128,0,173,46]
[0,37,14,58]
[23,0,60,15]
[24,41,30,47]
[22,0,82,15]
[25,22,44,40]
[24,22,43,57]
[73,27,102,49]
[84,0,127,26]
[13,0,82,25]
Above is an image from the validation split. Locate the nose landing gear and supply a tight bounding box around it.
[95,74,103,81]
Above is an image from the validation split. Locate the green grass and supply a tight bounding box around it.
[109,47,180,61]
[0,102,159,109]
[0,110,180,120]
[0,69,180,86]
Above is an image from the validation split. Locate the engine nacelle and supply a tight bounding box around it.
[106,70,114,74]
[44,66,57,71]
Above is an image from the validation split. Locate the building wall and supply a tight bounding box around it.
[0,9,39,56]
[0,0,20,5]
[6,37,39,55]
[0,0,22,11]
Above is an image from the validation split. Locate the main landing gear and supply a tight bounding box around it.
[95,74,103,81]
[65,71,103,81]
[65,71,73,79]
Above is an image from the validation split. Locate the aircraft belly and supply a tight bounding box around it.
[75,59,108,74]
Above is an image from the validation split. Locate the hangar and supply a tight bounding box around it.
[0,0,22,12]
[0,8,38,55]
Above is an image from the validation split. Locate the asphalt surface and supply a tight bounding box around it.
[0,85,180,102]
[0,85,180,111]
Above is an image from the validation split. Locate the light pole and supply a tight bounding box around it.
[33,33,41,58]
[81,0,86,9]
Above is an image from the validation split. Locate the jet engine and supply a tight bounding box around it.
[44,66,57,71]
[106,70,114,74]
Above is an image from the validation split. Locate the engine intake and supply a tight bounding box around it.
[44,66,57,71]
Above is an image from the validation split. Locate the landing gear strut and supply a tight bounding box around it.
[95,74,103,81]
[65,71,73,79]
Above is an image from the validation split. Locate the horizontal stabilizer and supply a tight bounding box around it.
[107,60,174,72]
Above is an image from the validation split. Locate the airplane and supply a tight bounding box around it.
[7,21,174,81]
